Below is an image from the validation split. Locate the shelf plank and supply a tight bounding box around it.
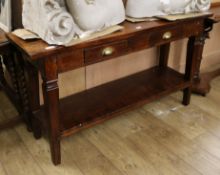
[36,67,190,137]
[49,66,189,137]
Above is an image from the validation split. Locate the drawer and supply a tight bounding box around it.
[84,41,128,64]
[129,20,203,51]
[128,25,183,51]
[149,25,183,46]
[149,20,203,46]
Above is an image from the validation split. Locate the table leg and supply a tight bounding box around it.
[192,18,215,96]
[159,43,171,68]
[191,33,207,96]
[183,36,203,105]
[13,52,33,131]
[25,61,41,139]
[41,57,61,165]
[3,52,20,97]
[2,51,23,112]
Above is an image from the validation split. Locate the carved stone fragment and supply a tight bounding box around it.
[65,0,125,32]
[22,0,126,45]
[22,0,82,45]
[126,0,211,18]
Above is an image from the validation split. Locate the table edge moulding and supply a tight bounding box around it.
[7,13,212,165]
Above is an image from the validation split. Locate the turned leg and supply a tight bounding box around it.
[191,33,206,96]
[159,43,171,68]
[3,53,20,96]
[41,57,61,165]
[183,36,203,105]
[192,18,215,96]
[12,52,33,131]
[182,88,192,105]
[2,52,20,104]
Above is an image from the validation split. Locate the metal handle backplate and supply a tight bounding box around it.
[102,47,115,56]
[163,32,172,40]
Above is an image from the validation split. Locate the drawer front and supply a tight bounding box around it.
[128,25,183,51]
[149,25,183,46]
[129,20,203,51]
[84,41,128,65]
[149,20,203,46]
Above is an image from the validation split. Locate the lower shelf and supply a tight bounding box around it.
[39,66,190,137]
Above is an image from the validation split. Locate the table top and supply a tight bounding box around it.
[7,13,213,61]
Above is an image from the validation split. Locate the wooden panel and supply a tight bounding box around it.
[83,125,159,175]
[86,48,158,89]
[62,133,124,175]
[39,68,86,105]
[103,114,203,175]
[212,0,220,7]
[0,105,44,175]
[57,48,84,73]
[3,78,220,173]
[0,162,7,175]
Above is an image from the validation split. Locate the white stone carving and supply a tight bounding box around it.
[22,0,82,45]
[161,0,211,14]
[126,0,165,18]
[65,0,125,32]
[126,0,211,18]
[185,0,211,13]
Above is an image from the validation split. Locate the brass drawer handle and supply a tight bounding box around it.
[102,47,115,56]
[163,32,172,40]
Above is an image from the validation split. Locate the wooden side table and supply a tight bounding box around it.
[7,14,211,165]
[192,6,220,95]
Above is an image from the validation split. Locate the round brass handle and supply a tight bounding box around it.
[102,47,115,56]
[163,32,172,40]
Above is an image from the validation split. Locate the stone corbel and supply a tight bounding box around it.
[22,0,82,45]
[126,0,211,18]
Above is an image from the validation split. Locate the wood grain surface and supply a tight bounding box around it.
[1,76,220,174]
